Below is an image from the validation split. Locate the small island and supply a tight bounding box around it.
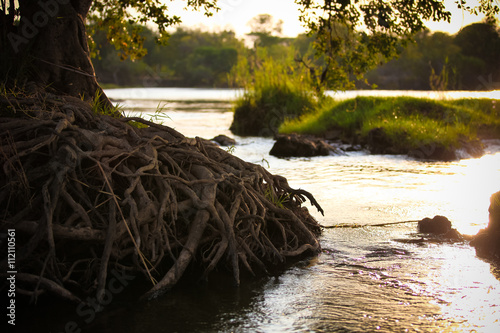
[277,96,499,161]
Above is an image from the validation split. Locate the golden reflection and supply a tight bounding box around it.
[403,151,500,235]
[445,152,500,234]
[433,246,500,331]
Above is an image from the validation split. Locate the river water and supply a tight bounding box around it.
[52,88,500,332]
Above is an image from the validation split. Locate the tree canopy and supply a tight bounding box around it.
[294,0,499,90]
[91,26,243,87]
[87,0,219,61]
[1,0,499,97]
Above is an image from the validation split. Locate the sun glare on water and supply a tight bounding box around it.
[440,152,500,235]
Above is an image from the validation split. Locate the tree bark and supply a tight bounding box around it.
[2,0,109,105]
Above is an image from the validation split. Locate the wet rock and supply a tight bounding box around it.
[366,128,483,161]
[270,134,338,158]
[477,124,500,140]
[323,129,342,141]
[211,134,236,146]
[395,215,463,243]
[471,191,500,261]
[460,137,484,158]
[441,228,464,241]
[344,144,364,152]
[418,215,452,234]
[488,191,500,232]
[408,143,457,161]
[366,127,406,155]
[409,137,483,161]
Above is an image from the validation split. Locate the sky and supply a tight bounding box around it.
[166,0,495,38]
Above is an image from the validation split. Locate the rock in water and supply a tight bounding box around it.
[211,134,236,146]
[270,134,338,158]
[487,191,500,232]
[418,215,452,234]
[471,191,500,261]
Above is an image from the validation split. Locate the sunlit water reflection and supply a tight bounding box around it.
[74,89,500,332]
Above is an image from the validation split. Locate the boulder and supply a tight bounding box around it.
[471,191,500,261]
[211,134,236,146]
[270,134,337,158]
[460,137,484,158]
[487,190,500,232]
[367,127,401,155]
[418,215,452,234]
[367,127,481,161]
[407,142,457,161]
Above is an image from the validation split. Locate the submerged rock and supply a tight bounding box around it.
[367,127,404,155]
[471,191,500,261]
[459,137,484,158]
[270,134,339,158]
[211,134,236,146]
[408,144,458,161]
[417,215,463,241]
[418,215,452,234]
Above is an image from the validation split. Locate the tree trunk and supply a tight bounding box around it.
[1,0,108,104]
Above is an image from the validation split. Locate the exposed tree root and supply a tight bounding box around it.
[0,90,323,303]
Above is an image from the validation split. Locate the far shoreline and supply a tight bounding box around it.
[103,86,500,102]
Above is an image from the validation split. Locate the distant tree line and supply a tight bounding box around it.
[364,19,500,90]
[90,17,500,91]
[91,26,243,87]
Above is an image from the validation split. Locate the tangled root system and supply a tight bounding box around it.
[0,90,322,303]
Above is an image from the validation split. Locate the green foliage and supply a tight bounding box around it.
[294,0,499,91]
[294,0,446,90]
[90,26,243,87]
[264,187,289,209]
[455,21,500,65]
[88,11,499,91]
[453,21,500,89]
[90,89,123,118]
[364,21,500,90]
[146,102,171,125]
[280,96,500,150]
[2,0,498,93]
[429,56,450,91]
[246,14,290,48]
[87,0,219,61]
[184,47,238,86]
[84,0,499,79]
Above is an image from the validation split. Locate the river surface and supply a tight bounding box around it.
[37,88,500,332]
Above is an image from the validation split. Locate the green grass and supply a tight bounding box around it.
[90,89,152,128]
[280,96,500,150]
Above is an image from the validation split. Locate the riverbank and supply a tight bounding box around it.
[0,87,322,304]
[279,96,500,160]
